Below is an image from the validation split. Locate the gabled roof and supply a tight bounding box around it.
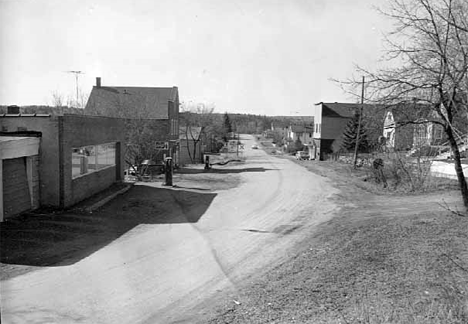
[85,86,178,119]
[386,102,437,124]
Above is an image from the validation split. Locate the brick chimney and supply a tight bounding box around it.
[96,77,101,88]
[7,105,20,114]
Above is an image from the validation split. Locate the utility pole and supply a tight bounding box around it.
[353,76,365,169]
[67,70,83,107]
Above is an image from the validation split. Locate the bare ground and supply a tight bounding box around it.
[198,159,468,324]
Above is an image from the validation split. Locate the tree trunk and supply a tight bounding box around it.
[192,140,197,163]
[446,126,468,211]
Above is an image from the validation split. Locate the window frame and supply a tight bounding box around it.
[72,142,117,179]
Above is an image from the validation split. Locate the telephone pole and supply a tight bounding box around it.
[353,76,365,168]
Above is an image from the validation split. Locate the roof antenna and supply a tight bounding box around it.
[66,70,84,107]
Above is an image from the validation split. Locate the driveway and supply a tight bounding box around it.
[0,134,338,324]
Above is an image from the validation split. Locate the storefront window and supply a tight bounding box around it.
[72,143,116,178]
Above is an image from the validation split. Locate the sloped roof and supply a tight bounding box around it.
[317,102,361,118]
[85,86,178,119]
[387,102,437,124]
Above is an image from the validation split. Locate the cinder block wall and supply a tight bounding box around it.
[61,115,126,207]
[0,117,60,206]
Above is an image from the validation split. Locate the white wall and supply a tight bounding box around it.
[312,104,323,139]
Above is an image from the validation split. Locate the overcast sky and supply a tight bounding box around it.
[0,0,391,115]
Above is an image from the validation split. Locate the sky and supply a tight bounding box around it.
[0,0,392,116]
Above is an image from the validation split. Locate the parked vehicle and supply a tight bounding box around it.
[295,151,310,160]
[251,144,259,149]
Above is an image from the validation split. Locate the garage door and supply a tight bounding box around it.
[3,158,31,219]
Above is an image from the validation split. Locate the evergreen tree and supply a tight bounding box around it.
[223,112,233,134]
[341,113,369,152]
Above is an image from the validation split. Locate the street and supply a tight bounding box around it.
[1,134,338,324]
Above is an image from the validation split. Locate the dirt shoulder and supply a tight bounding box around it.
[202,159,468,324]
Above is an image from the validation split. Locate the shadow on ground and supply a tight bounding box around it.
[177,167,276,174]
[0,185,216,271]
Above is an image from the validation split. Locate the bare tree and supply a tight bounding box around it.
[180,102,220,163]
[51,91,65,107]
[349,0,468,210]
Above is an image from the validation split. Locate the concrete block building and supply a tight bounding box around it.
[0,114,125,221]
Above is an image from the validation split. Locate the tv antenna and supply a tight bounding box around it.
[66,70,84,107]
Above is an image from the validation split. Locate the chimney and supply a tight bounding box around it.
[96,77,101,88]
[7,105,20,114]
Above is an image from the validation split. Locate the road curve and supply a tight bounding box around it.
[1,134,338,324]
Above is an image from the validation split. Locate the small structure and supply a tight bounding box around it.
[1,113,125,220]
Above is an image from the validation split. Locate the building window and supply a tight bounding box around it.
[72,142,116,178]
[434,124,443,140]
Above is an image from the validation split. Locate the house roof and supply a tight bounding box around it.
[291,124,314,133]
[387,102,437,124]
[85,86,178,119]
[316,102,362,118]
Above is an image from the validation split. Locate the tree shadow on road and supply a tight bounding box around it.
[177,167,276,174]
[0,185,216,273]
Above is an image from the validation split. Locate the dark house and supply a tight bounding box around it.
[85,77,179,165]
[311,102,366,160]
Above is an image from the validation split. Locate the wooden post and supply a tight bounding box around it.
[26,157,34,208]
[0,160,3,222]
[353,76,365,168]
[165,157,173,186]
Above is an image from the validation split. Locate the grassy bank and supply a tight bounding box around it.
[205,159,468,324]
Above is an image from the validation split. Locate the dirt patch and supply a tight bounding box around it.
[201,159,468,324]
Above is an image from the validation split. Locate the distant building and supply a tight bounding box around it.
[85,77,180,164]
[311,102,364,160]
[383,103,445,152]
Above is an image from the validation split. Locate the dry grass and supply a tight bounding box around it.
[203,159,468,324]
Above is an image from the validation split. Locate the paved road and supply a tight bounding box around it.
[1,135,338,324]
